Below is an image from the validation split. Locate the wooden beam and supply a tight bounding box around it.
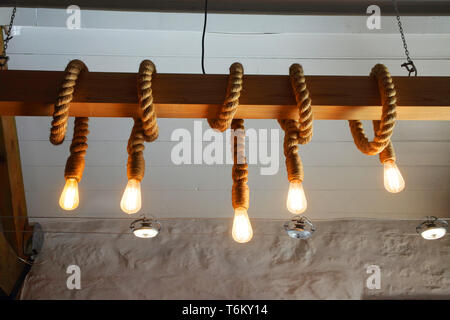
[0,70,449,120]
[0,29,30,259]
[0,26,28,297]
[0,117,30,258]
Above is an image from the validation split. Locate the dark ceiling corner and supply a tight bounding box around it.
[1,0,450,15]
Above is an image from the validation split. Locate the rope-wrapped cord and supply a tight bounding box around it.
[348,64,397,156]
[231,119,249,210]
[138,60,159,142]
[208,63,244,132]
[127,118,146,181]
[281,120,304,182]
[64,117,89,182]
[50,60,87,145]
[278,63,313,182]
[373,120,396,163]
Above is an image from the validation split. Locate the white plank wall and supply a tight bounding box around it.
[1,8,449,220]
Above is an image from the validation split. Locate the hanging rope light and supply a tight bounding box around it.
[231,119,252,243]
[120,60,159,214]
[44,56,409,231]
[207,63,252,243]
[120,118,145,214]
[348,64,405,193]
[278,64,313,214]
[50,60,89,211]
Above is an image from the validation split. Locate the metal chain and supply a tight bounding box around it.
[392,0,417,76]
[0,6,17,68]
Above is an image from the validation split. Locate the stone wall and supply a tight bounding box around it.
[20,218,450,299]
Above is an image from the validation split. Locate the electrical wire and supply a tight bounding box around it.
[201,0,208,74]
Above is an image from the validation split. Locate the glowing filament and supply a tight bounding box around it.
[120,179,142,214]
[286,180,307,214]
[383,161,405,193]
[59,178,79,210]
[232,207,253,243]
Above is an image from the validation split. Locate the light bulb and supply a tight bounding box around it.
[421,227,446,240]
[133,227,159,238]
[232,207,253,243]
[383,161,405,193]
[120,179,142,214]
[59,178,79,210]
[286,180,307,214]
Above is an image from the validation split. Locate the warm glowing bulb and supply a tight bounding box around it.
[383,161,405,193]
[120,179,142,214]
[59,178,79,210]
[232,207,253,243]
[286,180,307,214]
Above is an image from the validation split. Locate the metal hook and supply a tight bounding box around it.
[401,61,417,77]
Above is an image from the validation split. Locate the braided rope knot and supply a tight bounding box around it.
[208,62,244,132]
[64,117,89,182]
[138,60,159,142]
[231,119,249,210]
[287,63,313,145]
[50,59,87,145]
[349,64,397,156]
[278,63,313,182]
[127,119,146,181]
[282,120,303,182]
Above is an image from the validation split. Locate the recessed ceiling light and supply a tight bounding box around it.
[284,215,315,239]
[130,216,161,239]
[416,216,448,240]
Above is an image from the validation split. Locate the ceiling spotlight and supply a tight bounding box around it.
[416,216,448,240]
[284,215,315,239]
[130,216,161,239]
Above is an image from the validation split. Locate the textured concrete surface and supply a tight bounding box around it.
[20,218,450,299]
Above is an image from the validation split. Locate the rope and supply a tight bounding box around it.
[126,118,146,182]
[231,119,249,210]
[374,120,397,163]
[281,120,304,182]
[137,60,159,142]
[278,63,313,182]
[348,64,397,156]
[207,62,244,132]
[64,117,89,182]
[50,60,87,145]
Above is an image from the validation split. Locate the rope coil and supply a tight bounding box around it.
[50,59,87,145]
[231,119,249,210]
[50,60,90,183]
[278,64,313,182]
[138,60,159,142]
[374,120,396,164]
[206,63,248,209]
[126,118,146,181]
[348,64,397,157]
[208,62,244,132]
[64,117,89,182]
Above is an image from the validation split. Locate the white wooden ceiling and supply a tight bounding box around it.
[2,8,449,221]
